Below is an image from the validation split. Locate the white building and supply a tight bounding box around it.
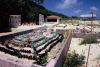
[79,14,99,25]
[46,15,61,24]
[80,14,96,18]
[39,14,45,25]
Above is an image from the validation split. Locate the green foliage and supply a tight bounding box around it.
[63,31,68,39]
[47,10,69,19]
[71,16,79,19]
[80,36,98,45]
[0,0,45,31]
[36,53,48,66]
[40,54,48,65]
[63,51,85,67]
[0,0,22,32]
[0,0,69,32]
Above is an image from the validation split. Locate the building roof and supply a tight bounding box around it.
[80,14,96,18]
[47,15,61,19]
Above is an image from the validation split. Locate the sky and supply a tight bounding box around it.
[43,0,100,17]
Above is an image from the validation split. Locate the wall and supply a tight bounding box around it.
[46,30,72,67]
[0,29,33,42]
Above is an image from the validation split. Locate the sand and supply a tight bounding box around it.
[69,38,100,67]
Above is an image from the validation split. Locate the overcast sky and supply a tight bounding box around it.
[43,0,100,17]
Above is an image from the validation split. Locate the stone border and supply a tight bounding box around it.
[0,29,73,67]
[0,29,33,42]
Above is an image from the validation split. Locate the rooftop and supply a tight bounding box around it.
[47,15,61,19]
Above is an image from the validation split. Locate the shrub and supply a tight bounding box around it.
[80,36,98,45]
[63,51,85,67]
[63,31,68,39]
[40,54,48,66]
[36,53,48,66]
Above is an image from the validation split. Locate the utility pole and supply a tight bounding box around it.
[86,11,94,67]
[91,11,94,35]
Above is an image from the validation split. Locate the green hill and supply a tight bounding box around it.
[0,0,69,32]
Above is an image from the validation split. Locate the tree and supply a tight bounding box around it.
[0,0,45,32]
[33,0,45,5]
[15,0,45,23]
[0,0,21,32]
[0,0,69,32]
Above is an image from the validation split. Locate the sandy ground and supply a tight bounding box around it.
[0,25,44,37]
[69,38,100,67]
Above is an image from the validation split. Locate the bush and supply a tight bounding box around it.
[40,54,48,66]
[63,51,85,67]
[80,36,98,45]
[36,53,48,66]
[63,31,68,39]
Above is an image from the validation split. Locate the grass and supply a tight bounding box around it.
[63,51,85,67]
[80,36,98,45]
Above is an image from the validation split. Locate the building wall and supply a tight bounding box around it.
[10,15,21,28]
[46,18,61,23]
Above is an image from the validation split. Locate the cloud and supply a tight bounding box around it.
[90,6,98,11]
[74,9,82,14]
[57,0,80,9]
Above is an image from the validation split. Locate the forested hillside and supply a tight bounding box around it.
[0,0,69,32]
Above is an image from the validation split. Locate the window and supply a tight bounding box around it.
[47,19,57,22]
